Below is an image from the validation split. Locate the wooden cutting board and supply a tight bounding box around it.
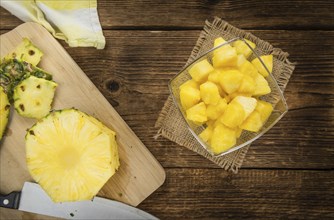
[0,23,165,209]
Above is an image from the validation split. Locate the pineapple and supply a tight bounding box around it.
[212,47,238,68]
[220,101,245,128]
[210,123,237,154]
[253,73,271,96]
[218,69,244,94]
[236,54,247,67]
[251,55,273,77]
[0,86,10,140]
[238,60,258,78]
[4,38,43,66]
[206,98,227,120]
[200,81,221,105]
[199,125,213,143]
[179,85,200,110]
[240,111,263,132]
[25,109,120,202]
[232,39,256,58]
[179,79,199,90]
[238,74,256,94]
[186,102,207,124]
[255,100,273,123]
[13,76,57,119]
[188,59,214,83]
[233,96,257,119]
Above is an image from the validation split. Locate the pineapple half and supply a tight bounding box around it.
[0,86,10,140]
[25,109,120,202]
[13,76,57,119]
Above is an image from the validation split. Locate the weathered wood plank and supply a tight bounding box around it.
[1,1,333,30]
[138,169,334,219]
[59,30,333,169]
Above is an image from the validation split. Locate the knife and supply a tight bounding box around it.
[0,182,158,219]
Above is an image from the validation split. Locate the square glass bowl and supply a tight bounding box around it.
[168,37,288,157]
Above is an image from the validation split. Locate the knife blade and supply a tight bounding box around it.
[0,182,158,220]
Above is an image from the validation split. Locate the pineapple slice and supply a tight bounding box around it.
[0,86,10,140]
[238,74,256,94]
[232,39,256,58]
[212,47,238,68]
[199,126,213,143]
[206,98,227,120]
[4,38,43,66]
[200,81,221,105]
[188,59,214,83]
[179,79,199,90]
[251,55,273,77]
[240,111,263,132]
[218,69,244,94]
[220,101,245,128]
[210,123,237,154]
[253,73,271,96]
[236,54,247,67]
[208,69,221,84]
[233,96,257,119]
[255,100,273,123]
[239,60,258,78]
[179,86,200,110]
[13,76,57,119]
[186,102,207,124]
[25,109,119,202]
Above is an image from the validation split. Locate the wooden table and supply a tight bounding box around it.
[0,1,333,219]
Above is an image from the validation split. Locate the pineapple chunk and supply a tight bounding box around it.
[210,123,237,154]
[236,127,243,138]
[200,81,221,105]
[220,101,245,128]
[206,98,227,120]
[214,37,228,48]
[238,74,256,94]
[0,86,10,140]
[218,69,244,94]
[232,96,257,119]
[208,69,221,84]
[13,76,57,119]
[188,59,214,83]
[4,38,43,66]
[226,92,252,103]
[240,111,263,132]
[199,126,213,143]
[179,79,199,90]
[25,109,119,202]
[186,102,207,124]
[236,54,247,67]
[251,55,273,77]
[239,60,258,78]
[212,47,238,68]
[179,86,200,110]
[232,39,256,58]
[253,73,271,96]
[255,100,273,123]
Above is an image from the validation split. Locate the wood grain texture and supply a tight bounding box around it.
[138,169,334,219]
[55,30,334,169]
[1,1,333,30]
[0,23,165,208]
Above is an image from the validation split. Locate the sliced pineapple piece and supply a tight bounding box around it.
[4,38,43,66]
[13,76,57,119]
[0,86,10,140]
[238,74,256,95]
[218,69,244,94]
[186,102,207,124]
[253,73,271,96]
[212,47,238,68]
[188,59,214,83]
[240,111,263,132]
[220,101,245,128]
[233,96,257,119]
[232,39,256,58]
[208,69,221,84]
[199,126,213,143]
[206,98,227,120]
[255,100,273,123]
[179,86,200,110]
[239,60,258,78]
[251,55,273,77]
[200,81,221,105]
[236,54,247,67]
[210,123,237,154]
[179,79,199,90]
[25,109,119,202]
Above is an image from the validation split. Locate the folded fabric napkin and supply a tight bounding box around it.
[1,0,105,49]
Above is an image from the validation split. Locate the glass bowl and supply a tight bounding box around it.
[168,37,288,157]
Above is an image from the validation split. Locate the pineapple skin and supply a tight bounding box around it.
[25,109,120,202]
[0,86,10,140]
[13,76,57,119]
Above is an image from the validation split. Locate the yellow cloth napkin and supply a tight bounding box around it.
[1,0,106,49]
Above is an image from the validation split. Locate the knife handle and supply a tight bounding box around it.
[0,191,21,209]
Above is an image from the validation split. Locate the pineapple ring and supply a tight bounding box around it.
[25,109,119,202]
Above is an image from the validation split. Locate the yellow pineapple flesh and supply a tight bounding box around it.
[0,86,10,140]
[218,69,244,94]
[25,109,120,202]
[232,39,256,58]
[188,59,214,83]
[186,102,207,124]
[210,123,237,154]
[179,85,200,110]
[200,81,221,105]
[206,98,227,120]
[251,55,273,77]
